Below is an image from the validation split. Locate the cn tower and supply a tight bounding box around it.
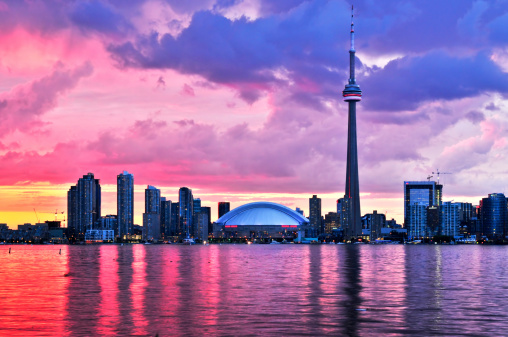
[342,6,362,238]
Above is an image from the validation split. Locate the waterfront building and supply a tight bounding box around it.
[369,210,384,241]
[192,198,202,238]
[160,197,172,239]
[70,173,101,235]
[143,185,161,241]
[456,202,474,234]
[215,202,309,240]
[117,171,134,239]
[385,218,401,228]
[338,196,353,238]
[218,202,230,219]
[408,204,428,238]
[427,205,440,237]
[179,187,193,238]
[324,212,339,234]
[100,215,118,234]
[404,181,442,239]
[85,229,115,242]
[362,212,386,230]
[67,185,78,232]
[201,206,212,237]
[170,202,180,237]
[441,202,459,237]
[342,7,363,239]
[195,212,209,241]
[479,193,508,238]
[309,195,322,236]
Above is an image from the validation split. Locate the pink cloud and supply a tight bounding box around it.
[0,62,93,136]
[181,83,195,96]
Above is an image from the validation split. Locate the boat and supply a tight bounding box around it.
[270,240,281,244]
[182,238,196,245]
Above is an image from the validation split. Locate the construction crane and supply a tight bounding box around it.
[427,175,433,181]
[432,169,452,184]
[33,208,40,223]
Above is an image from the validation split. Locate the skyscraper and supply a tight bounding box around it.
[479,193,508,238]
[192,198,201,238]
[218,202,230,219]
[67,185,77,231]
[404,181,443,239]
[75,173,101,235]
[441,202,459,237]
[179,187,193,238]
[309,195,322,236]
[201,206,212,236]
[342,7,362,239]
[117,171,134,240]
[160,197,172,238]
[143,185,161,241]
[170,202,180,236]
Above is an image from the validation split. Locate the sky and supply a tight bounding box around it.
[0,0,507,228]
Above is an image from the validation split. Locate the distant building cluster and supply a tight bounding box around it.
[302,195,404,243]
[62,171,220,243]
[404,180,508,242]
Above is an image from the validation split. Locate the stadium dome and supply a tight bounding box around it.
[215,201,309,227]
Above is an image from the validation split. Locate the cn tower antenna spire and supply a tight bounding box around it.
[351,5,355,51]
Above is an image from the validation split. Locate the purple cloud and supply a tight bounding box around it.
[362,51,508,111]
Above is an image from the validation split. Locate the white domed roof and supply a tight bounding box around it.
[215,202,309,226]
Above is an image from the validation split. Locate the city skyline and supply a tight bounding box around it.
[1,1,508,226]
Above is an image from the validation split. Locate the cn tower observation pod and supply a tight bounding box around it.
[214,202,309,239]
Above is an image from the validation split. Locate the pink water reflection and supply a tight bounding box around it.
[0,245,69,336]
[98,245,119,336]
[130,244,147,335]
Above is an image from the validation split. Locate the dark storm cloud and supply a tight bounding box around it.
[106,0,508,113]
[69,0,134,36]
[362,51,508,111]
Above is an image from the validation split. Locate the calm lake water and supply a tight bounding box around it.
[1,244,508,336]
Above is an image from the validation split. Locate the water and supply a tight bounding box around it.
[1,244,508,336]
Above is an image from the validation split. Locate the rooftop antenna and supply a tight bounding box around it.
[349,5,356,84]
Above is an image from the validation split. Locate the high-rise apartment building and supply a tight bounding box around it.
[441,202,459,237]
[369,210,384,242]
[67,185,78,231]
[309,195,322,236]
[218,202,230,219]
[192,198,202,238]
[170,202,180,237]
[117,171,134,239]
[160,197,172,238]
[479,193,508,238]
[456,202,474,234]
[404,181,442,239]
[201,206,212,236]
[179,187,193,238]
[143,185,161,241]
[338,196,352,238]
[70,173,101,235]
[324,212,339,234]
[195,212,209,242]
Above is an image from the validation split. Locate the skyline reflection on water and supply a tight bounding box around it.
[1,244,508,336]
